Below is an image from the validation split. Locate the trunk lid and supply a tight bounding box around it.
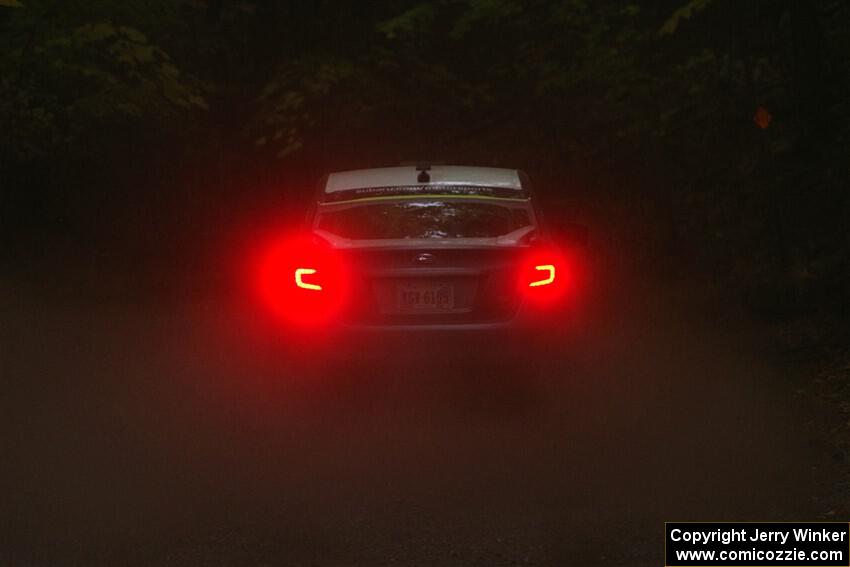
[337,244,526,326]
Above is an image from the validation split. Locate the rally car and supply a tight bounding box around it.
[256,164,585,340]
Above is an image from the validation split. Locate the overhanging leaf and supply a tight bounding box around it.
[659,0,712,36]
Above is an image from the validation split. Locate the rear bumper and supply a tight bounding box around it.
[333,300,578,335]
[273,301,582,367]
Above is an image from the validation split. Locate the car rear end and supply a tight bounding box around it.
[256,166,583,355]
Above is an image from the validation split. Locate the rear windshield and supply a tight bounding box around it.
[322,184,528,203]
[316,200,533,240]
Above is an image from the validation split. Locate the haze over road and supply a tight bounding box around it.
[1,271,832,566]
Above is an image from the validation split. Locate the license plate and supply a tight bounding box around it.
[398,282,454,311]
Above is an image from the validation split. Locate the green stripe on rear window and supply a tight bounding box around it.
[318,194,530,206]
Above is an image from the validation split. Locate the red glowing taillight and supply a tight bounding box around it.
[257,234,348,325]
[528,264,556,287]
[294,268,322,291]
[518,249,569,303]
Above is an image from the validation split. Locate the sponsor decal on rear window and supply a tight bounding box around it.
[321,184,526,203]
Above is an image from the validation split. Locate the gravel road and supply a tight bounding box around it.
[1,274,835,566]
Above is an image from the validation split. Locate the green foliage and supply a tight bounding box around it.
[250,59,355,157]
[0,1,206,160]
[449,0,524,39]
[659,0,713,35]
[377,2,438,40]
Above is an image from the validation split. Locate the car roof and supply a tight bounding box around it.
[324,165,523,193]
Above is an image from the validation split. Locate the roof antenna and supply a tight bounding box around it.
[416,163,431,183]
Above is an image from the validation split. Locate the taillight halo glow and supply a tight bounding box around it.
[519,249,568,304]
[529,264,556,287]
[294,268,322,291]
[257,234,348,326]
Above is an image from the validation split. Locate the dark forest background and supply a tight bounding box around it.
[2,0,848,326]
